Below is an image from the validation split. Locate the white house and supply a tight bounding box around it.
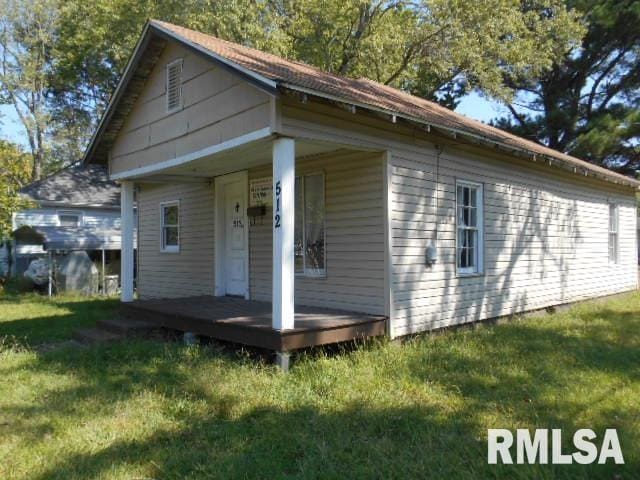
[80,20,638,355]
[11,164,123,279]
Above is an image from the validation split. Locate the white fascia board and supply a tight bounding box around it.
[110,127,273,180]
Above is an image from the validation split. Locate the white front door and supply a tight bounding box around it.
[223,180,247,296]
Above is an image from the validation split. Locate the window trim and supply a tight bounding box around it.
[295,172,326,278]
[455,179,484,276]
[166,58,183,114]
[160,200,180,253]
[56,210,83,228]
[608,203,618,264]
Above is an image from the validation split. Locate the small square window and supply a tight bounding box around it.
[161,202,180,252]
[58,211,81,227]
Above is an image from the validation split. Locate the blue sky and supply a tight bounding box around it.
[0,91,507,150]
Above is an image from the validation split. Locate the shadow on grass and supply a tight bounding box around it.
[0,295,119,345]
[0,295,638,479]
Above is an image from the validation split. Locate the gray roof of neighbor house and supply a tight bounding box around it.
[12,225,122,251]
[83,19,639,188]
[20,164,120,208]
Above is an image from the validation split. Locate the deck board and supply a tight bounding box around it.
[122,296,386,351]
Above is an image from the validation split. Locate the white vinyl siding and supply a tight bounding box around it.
[280,96,637,336]
[455,181,483,275]
[13,208,120,230]
[166,59,183,113]
[137,183,215,299]
[110,43,271,176]
[389,148,638,337]
[249,150,385,315]
[160,201,180,253]
[609,203,618,263]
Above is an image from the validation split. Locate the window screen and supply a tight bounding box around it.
[294,174,325,276]
[161,202,179,252]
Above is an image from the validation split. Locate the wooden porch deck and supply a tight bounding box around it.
[121,296,387,351]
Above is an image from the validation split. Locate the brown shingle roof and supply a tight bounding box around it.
[91,19,637,187]
[150,20,638,188]
[19,164,120,207]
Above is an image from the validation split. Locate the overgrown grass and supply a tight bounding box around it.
[0,292,638,479]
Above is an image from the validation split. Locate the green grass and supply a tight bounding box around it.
[0,291,118,344]
[0,291,638,479]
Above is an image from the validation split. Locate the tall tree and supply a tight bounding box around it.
[0,0,59,181]
[271,0,584,107]
[53,0,282,128]
[54,0,583,127]
[0,140,32,238]
[493,0,640,174]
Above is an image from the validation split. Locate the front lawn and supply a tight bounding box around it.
[0,291,638,479]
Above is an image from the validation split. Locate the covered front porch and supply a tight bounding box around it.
[122,295,386,352]
[116,132,389,354]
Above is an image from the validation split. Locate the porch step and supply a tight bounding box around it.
[97,318,158,335]
[73,328,123,345]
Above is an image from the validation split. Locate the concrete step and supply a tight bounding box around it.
[97,318,158,335]
[73,328,123,345]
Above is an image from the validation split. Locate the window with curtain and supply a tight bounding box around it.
[456,180,483,274]
[294,174,325,276]
[609,203,618,263]
[161,201,180,252]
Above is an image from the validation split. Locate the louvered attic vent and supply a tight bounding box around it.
[166,59,183,112]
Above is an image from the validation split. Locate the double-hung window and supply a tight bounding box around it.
[609,203,618,263]
[161,201,180,253]
[294,174,325,277]
[456,180,483,275]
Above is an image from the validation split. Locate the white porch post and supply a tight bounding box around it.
[272,137,295,330]
[121,180,135,302]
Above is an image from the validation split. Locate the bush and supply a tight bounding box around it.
[2,276,36,294]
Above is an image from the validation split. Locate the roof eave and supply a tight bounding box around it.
[82,22,154,166]
[150,21,279,94]
[280,83,640,190]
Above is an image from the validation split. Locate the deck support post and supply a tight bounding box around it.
[275,351,291,372]
[121,180,135,302]
[272,137,295,331]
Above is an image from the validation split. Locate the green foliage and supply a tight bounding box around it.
[494,0,640,174]
[0,140,32,238]
[0,0,56,180]
[0,292,638,478]
[53,0,583,117]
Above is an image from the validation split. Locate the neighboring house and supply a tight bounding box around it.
[11,164,123,280]
[82,20,638,349]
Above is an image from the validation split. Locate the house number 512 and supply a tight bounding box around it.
[274,180,281,228]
